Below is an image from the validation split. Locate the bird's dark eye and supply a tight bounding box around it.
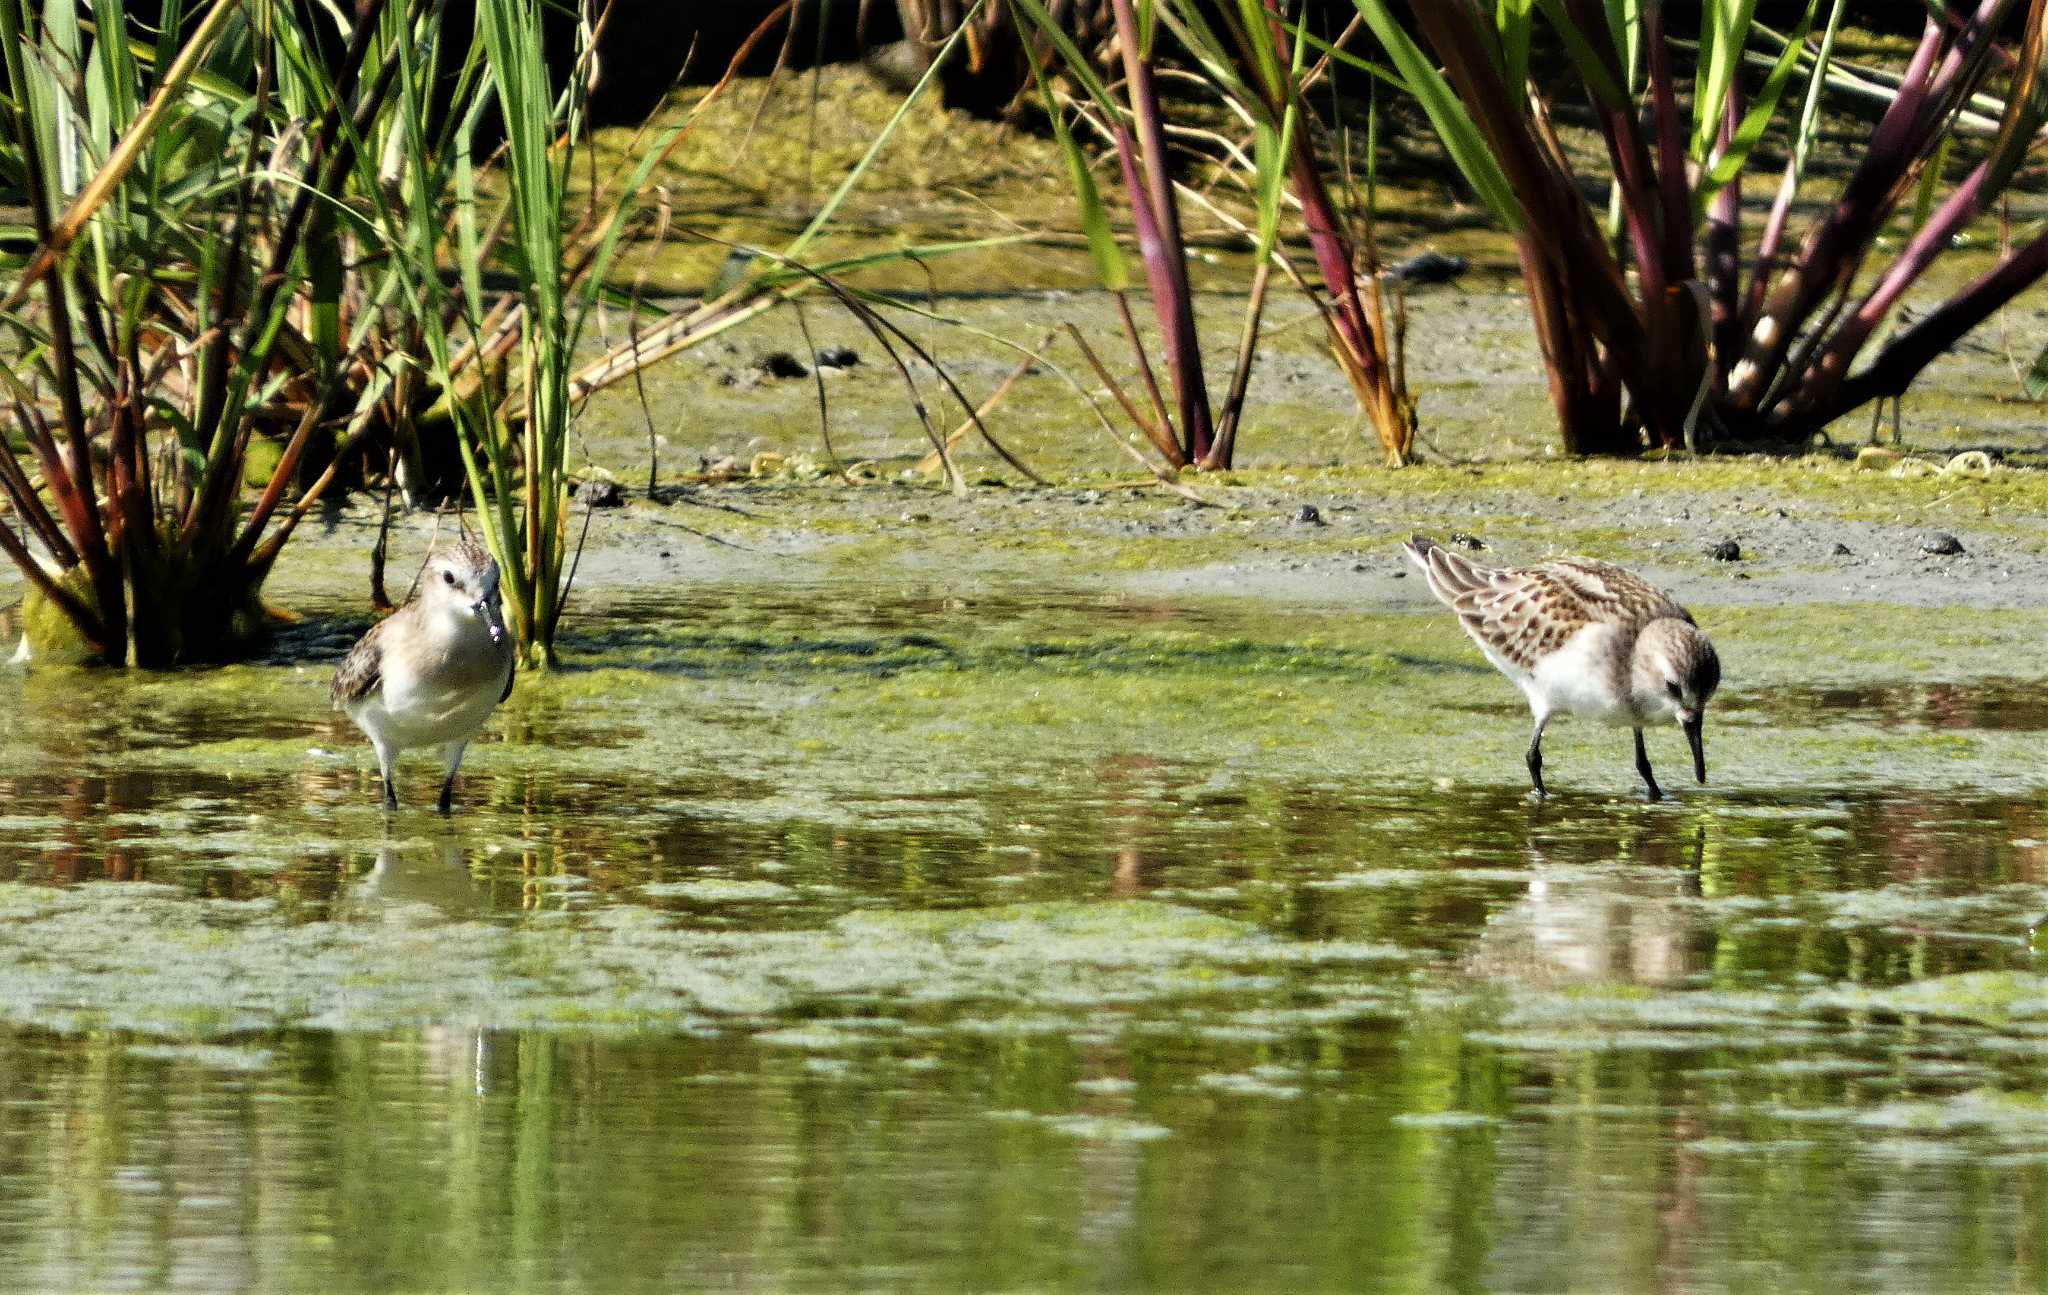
[442,570,456,586]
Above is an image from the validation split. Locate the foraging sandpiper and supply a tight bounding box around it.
[1403,536,1720,800]
[331,539,515,813]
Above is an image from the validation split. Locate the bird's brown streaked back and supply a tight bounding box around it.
[444,538,496,576]
[330,618,387,708]
[1404,537,1693,672]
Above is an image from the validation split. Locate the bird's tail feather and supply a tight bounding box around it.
[1402,534,1490,605]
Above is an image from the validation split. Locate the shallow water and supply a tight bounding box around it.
[3,586,2048,1292]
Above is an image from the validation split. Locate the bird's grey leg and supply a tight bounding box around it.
[1633,728,1663,802]
[437,742,468,816]
[1526,713,1550,798]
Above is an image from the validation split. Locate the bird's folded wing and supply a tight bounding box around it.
[1536,558,1691,625]
[1446,568,1589,670]
[330,620,387,707]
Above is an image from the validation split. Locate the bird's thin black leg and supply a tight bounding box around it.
[1633,728,1663,802]
[1526,716,1549,798]
[373,742,399,811]
[437,742,467,816]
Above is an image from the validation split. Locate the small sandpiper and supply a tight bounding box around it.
[331,540,515,813]
[1403,536,1721,800]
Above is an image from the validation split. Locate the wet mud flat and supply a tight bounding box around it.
[9,249,2048,1290]
[8,450,2048,1290]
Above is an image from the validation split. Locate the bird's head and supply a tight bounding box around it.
[425,540,507,645]
[1631,618,1721,783]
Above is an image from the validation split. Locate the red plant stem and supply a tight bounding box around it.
[1112,289,1178,452]
[1640,3,1695,288]
[1797,0,2046,411]
[1787,226,2048,435]
[13,405,90,558]
[0,512,104,655]
[1517,237,1626,454]
[1407,5,1639,349]
[1209,257,1273,469]
[106,370,154,565]
[1286,127,1375,373]
[1256,1,1378,378]
[1729,4,1996,412]
[1106,0,1214,462]
[1794,149,2003,408]
[23,257,121,651]
[1743,140,1804,337]
[1406,2,1653,449]
[0,421,77,564]
[227,413,324,571]
[1067,320,1185,466]
[1707,79,1742,386]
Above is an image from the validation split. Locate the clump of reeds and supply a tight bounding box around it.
[1356,0,2048,452]
[1011,0,1418,469]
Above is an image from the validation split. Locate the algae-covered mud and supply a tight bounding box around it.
[12,55,2048,1289]
[6,545,2048,1290]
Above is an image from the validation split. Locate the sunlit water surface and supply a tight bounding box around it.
[2,586,2047,1292]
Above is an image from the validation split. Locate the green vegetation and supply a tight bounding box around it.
[1355,0,2048,452]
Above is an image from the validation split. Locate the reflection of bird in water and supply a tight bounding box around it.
[336,840,488,923]
[1467,862,1704,989]
[332,540,515,814]
[1403,537,1721,800]
[339,842,497,1097]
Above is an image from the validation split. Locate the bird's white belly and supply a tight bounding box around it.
[1526,624,1638,725]
[351,661,505,750]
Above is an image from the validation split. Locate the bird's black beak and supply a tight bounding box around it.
[1682,712,1706,784]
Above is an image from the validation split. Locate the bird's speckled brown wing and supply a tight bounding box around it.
[1532,558,1692,627]
[330,617,389,708]
[1406,539,1687,672]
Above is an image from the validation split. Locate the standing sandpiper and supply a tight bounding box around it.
[331,540,515,813]
[1403,537,1721,800]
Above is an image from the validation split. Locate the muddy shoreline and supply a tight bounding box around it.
[8,284,2048,644]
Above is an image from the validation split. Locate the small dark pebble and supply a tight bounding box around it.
[575,478,625,508]
[1293,504,1325,526]
[756,351,809,380]
[816,346,860,369]
[1707,539,1742,561]
[658,550,672,559]
[1450,531,1486,550]
[1831,542,1853,557]
[1390,570,1406,579]
[1921,532,1965,556]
